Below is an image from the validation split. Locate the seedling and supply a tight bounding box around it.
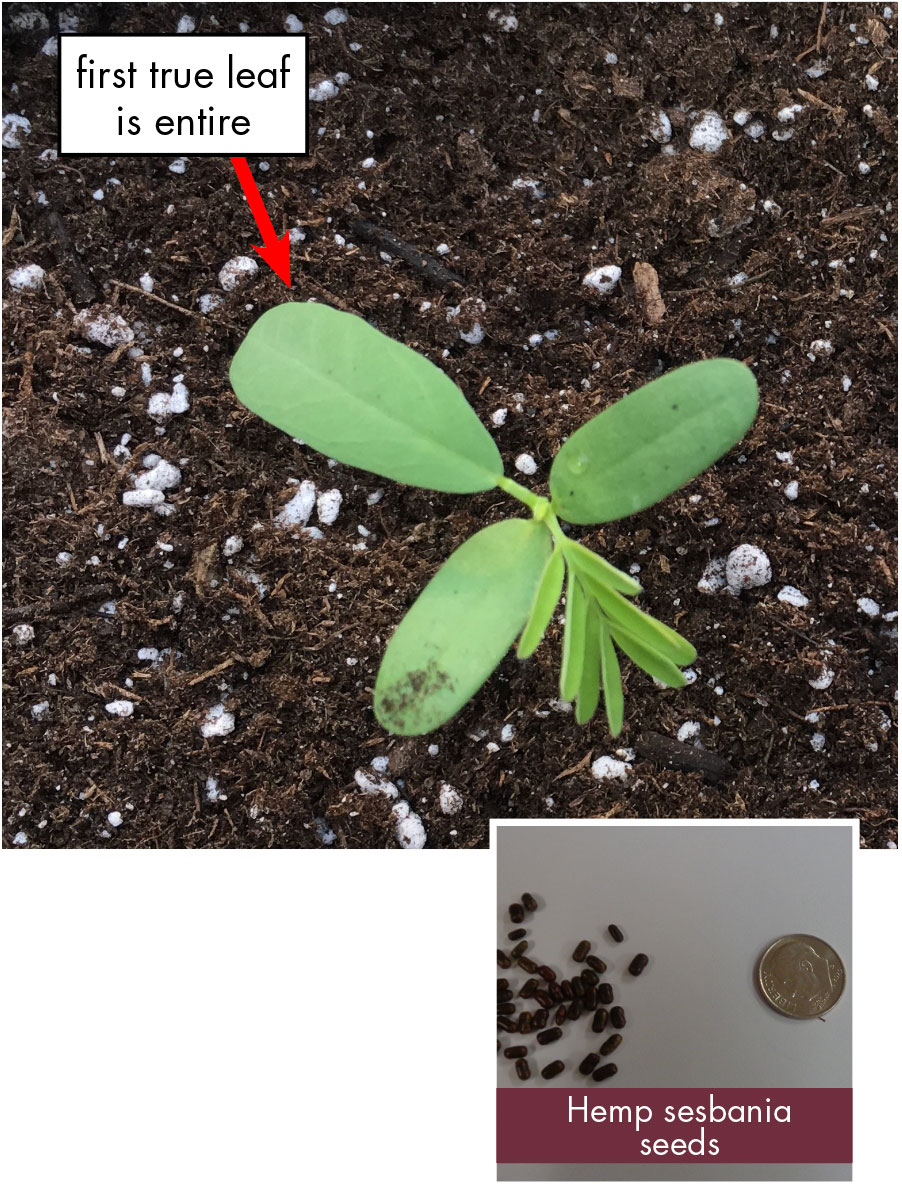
[231,303,758,736]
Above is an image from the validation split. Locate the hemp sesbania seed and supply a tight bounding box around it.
[592,1063,618,1082]
[498,894,649,1085]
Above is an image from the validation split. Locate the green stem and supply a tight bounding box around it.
[496,475,545,514]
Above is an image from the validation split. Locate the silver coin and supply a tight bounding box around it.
[757,933,846,1019]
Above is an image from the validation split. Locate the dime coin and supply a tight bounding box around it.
[756,934,846,1019]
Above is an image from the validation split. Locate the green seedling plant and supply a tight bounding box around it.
[231,303,758,737]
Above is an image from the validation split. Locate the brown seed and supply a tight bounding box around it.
[518,956,538,974]
[567,1000,582,1021]
[560,979,573,1000]
[628,953,649,976]
[571,976,585,998]
[519,978,538,999]
[532,1009,549,1030]
[610,1006,626,1029]
[583,986,598,1011]
[600,1033,622,1056]
[497,978,510,992]
[554,1004,568,1026]
[504,1045,528,1059]
[518,1011,533,1035]
[497,1016,517,1033]
[537,965,557,983]
[498,1003,516,1015]
[534,989,553,1009]
[541,1060,565,1080]
[515,1058,531,1081]
[580,969,599,987]
[521,892,539,912]
[509,903,525,924]
[586,955,607,974]
[507,928,527,941]
[498,988,513,1003]
[608,924,624,943]
[598,983,614,1005]
[579,1052,601,1075]
[592,1062,618,1082]
[592,1007,609,1034]
[511,940,529,959]
[572,940,591,962]
[536,1026,563,1045]
[497,950,512,968]
[548,982,564,1004]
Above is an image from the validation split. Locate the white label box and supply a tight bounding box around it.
[59,35,308,156]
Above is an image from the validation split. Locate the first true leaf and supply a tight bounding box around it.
[230,302,503,493]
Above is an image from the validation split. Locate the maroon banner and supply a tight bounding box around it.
[497,1088,852,1165]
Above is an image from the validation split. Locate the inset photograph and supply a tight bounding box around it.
[496,822,852,1180]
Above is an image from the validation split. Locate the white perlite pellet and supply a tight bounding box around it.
[105,700,134,717]
[12,623,35,645]
[275,481,317,527]
[856,597,880,617]
[134,458,181,491]
[677,721,701,743]
[2,113,31,148]
[784,480,799,500]
[810,732,826,752]
[697,556,726,594]
[393,800,427,849]
[316,489,343,525]
[689,111,729,152]
[439,784,463,814]
[808,668,835,691]
[725,545,772,592]
[107,811,123,827]
[74,307,134,348]
[491,408,508,426]
[122,489,165,508]
[218,256,258,291]
[8,263,45,292]
[591,755,631,782]
[200,704,235,738]
[222,535,244,557]
[354,769,399,798]
[309,78,340,101]
[582,265,621,295]
[324,7,348,24]
[777,585,809,608]
[514,454,537,476]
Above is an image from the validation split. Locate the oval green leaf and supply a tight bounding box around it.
[599,620,624,738]
[550,359,758,523]
[230,302,503,493]
[559,568,587,702]
[374,518,550,734]
[517,548,565,659]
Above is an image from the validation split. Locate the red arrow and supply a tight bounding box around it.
[229,156,291,287]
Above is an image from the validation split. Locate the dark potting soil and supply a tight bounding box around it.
[2,3,897,848]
